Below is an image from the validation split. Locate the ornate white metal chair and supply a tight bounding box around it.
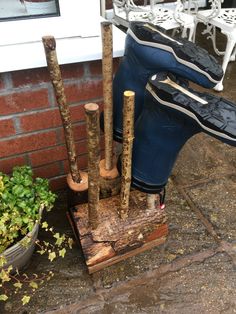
[193,0,236,91]
[112,0,196,40]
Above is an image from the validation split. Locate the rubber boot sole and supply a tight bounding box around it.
[148,73,236,145]
[129,22,223,86]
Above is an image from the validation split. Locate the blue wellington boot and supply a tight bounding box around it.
[130,72,236,194]
[111,21,223,142]
[129,73,200,194]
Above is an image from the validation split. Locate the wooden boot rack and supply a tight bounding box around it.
[43,22,168,274]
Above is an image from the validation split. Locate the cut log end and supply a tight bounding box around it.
[67,171,88,192]
[124,90,135,98]
[99,158,119,179]
[42,36,56,51]
[84,103,99,113]
[101,21,112,28]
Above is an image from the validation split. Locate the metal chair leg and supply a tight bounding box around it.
[214,34,236,91]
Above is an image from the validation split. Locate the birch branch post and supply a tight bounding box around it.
[85,103,100,230]
[69,95,168,272]
[119,91,135,219]
[99,22,120,198]
[101,21,113,171]
[42,36,88,193]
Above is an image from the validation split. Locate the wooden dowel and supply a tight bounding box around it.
[101,21,114,171]
[146,194,158,210]
[85,103,100,230]
[120,91,135,219]
[42,36,81,184]
[146,193,165,217]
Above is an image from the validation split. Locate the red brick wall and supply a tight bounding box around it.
[0,58,120,190]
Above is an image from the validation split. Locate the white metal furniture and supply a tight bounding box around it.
[193,0,236,91]
[112,0,196,40]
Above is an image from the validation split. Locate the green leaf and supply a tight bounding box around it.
[0,256,7,267]
[68,238,73,249]
[41,221,48,229]
[29,281,38,289]
[13,282,23,289]
[22,217,29,224]
[37,249,46,255]
[48,252,56,262]
[7,265,13,273]
[0,294,8,301]
[54,233,65,246]
[59,248,66,258]
[0,269,10,282]
[17,201,27,209]
[22,295,31,305]
[21,236,31,248]
[12,184,24,196]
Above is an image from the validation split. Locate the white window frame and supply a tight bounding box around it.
[0,0,100,46]
[0,0,125,72]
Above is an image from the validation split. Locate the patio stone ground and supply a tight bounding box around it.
[1,27,236,314]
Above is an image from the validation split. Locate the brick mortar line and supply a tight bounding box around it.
[0,142,72,162]
[0,78,103,103]
[0,108,53,120]
[0,128,58,142]
[0,83,50,95]
[0,97,104,120]
[0,120,88,142]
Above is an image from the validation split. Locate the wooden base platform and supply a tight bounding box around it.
[68,190,168,273]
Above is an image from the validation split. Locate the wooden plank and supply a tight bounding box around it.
[87,235,167,274]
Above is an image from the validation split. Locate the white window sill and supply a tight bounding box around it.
[0,21,126,73]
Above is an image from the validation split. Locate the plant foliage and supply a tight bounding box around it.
[0,166,73,306]
[0,166,56,253]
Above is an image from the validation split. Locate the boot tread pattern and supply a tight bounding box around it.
[148,75,236,141]
[130,22,223,82]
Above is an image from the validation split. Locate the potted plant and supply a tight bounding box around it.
[0,166,72,305]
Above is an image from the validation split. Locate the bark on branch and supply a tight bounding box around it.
[84,103,100,230]
[42,36,81,183]
[120,91,135,219]
[101,21,114,171]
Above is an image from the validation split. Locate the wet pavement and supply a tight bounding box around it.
[1,28,236,314]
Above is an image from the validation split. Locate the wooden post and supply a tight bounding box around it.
[84,103,100,230]
[101,21,113,171]
[119,91,135,219]
[147,193,165,213]
[42,36,88,193]
[146,194,158,210]
[99,22,121,199]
